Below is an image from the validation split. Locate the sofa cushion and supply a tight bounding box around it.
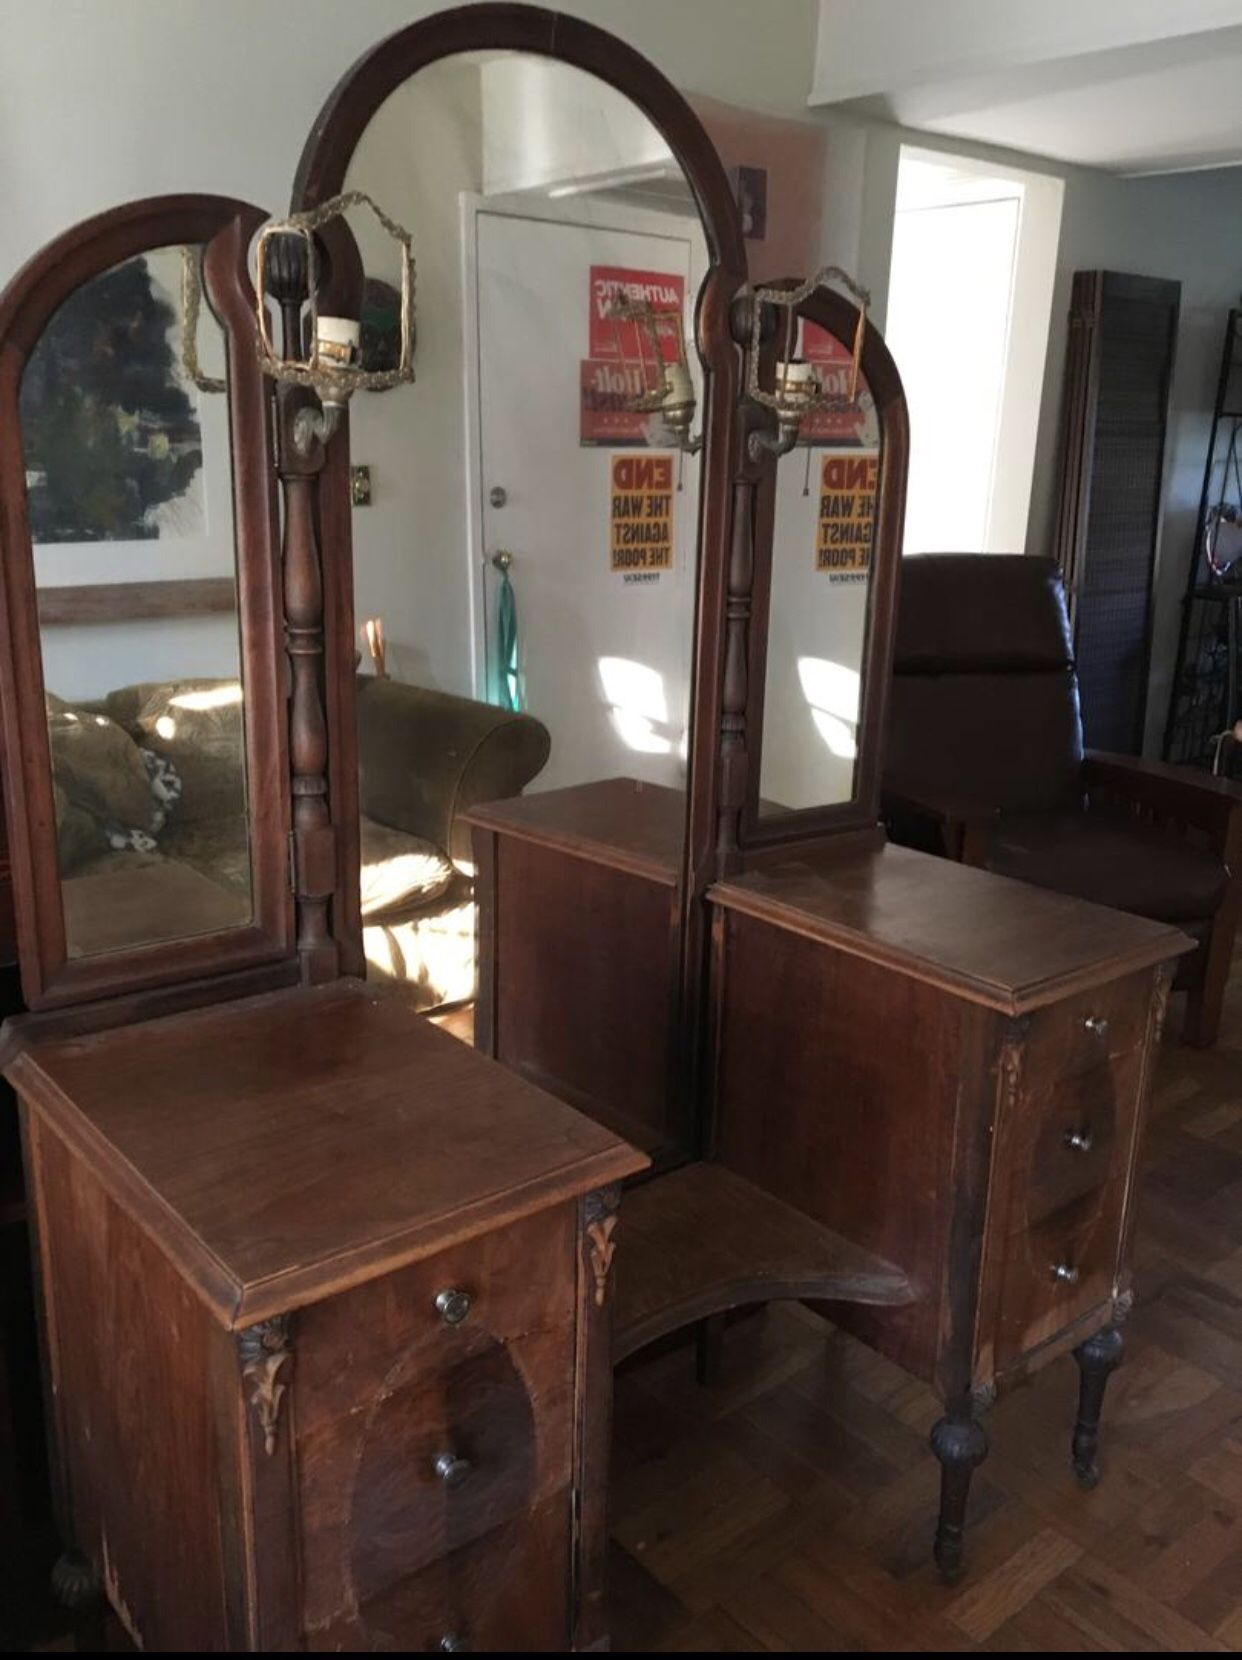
[101,679,246,825]
[47,692,155,830]
[47,693,164,869]
[363,874,476,1012]
[359,816,454,920]
[985,807,1229,923]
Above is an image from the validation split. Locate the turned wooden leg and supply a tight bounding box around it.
[1072,1322,1124,1489]
[51,1547,106,1651]
[930,1404,988,1583]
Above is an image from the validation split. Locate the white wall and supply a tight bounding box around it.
[345,65,483,696]
[0,0,818,290]
[812,0,1242,104]
[480,56,674,196]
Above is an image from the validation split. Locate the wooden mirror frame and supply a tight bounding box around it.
[0,195,296,1012]
[290,0,748,982]
[737,287,908,854]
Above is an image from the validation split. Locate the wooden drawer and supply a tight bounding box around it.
[1010,1049,1143,1230]
[340,1493,571,1653]
[1022,973,1151,1084]
[296,1206,579,1649]
[994,1180,1126,1368]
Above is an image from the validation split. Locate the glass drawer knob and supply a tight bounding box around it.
[1084,1015,1108,1037]
[434,1451,472,1488]
[1051,1262,1079,1286]
[1064,1127,1094,1153]
[439,1637,469,1653]
[435,1288,472,1325]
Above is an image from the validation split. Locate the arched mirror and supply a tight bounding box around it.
[295,9,744,1159]
[741,288,907,848]
[0,198,294,1010]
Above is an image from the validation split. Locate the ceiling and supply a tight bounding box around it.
[810,4,1242,175]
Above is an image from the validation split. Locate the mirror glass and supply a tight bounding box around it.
[23,245,252,957]
[757,315,881,815]
[341,53,706,1050]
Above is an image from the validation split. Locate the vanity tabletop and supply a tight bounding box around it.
[465,776,685,884]
[5,979,647,1329]
[711,841,1194,1015]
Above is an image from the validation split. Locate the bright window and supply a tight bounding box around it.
[886,147,1063,555]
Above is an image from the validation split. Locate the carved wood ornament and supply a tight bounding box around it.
[267,240,339,986]
[238,1316,293,1457]
[584,1185,621,1307]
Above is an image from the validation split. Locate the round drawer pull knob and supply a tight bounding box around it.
[1064,1127,1094,1153]
[438,1636,470,1653]
[1051,1262,1080,1286]
[1083,1015,1108,1037]
[434,1288,472,1326]
[434,1451,472,1488]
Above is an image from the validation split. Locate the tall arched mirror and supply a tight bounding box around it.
[742,289,907,849]
[296,12,744,1159]
[0,199,294,1009]
[31,245,252,959]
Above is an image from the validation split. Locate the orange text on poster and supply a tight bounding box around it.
[817,451,878,576]
[610,454,674,574]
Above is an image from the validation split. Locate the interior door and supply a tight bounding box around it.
[473,205,702,795]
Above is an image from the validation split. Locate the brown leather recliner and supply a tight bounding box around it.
[882,554,1242,1046]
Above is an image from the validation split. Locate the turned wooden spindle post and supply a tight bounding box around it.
[715,473,755,876]
[713,298,777,876]
[269,234,339,982]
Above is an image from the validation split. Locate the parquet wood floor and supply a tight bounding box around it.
[608,956,1242,1652]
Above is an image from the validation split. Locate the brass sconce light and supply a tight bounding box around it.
[254,190,416,455]
[742,266,869,462]
[608,297,702,454]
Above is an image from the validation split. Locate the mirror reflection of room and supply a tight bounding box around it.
[758,313,881,814]
[25,245,251,959]
[340,54,708,1021]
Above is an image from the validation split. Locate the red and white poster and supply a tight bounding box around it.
[798,320,879,449]
[580,265,687,446]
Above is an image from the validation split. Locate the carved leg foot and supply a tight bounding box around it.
[1072,1323,1124,1490]
[51,1549,105,1652]
[51,1549,99,1612]
[930,1406,989,1583]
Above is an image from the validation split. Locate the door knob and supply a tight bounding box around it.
[1064,1128,1094,1154]
[489,485,508,508]
[1050,1262,1080,1286]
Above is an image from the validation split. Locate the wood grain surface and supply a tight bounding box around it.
[7,980,647,1327]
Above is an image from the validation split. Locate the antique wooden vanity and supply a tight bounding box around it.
[0,3,1195,1648]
